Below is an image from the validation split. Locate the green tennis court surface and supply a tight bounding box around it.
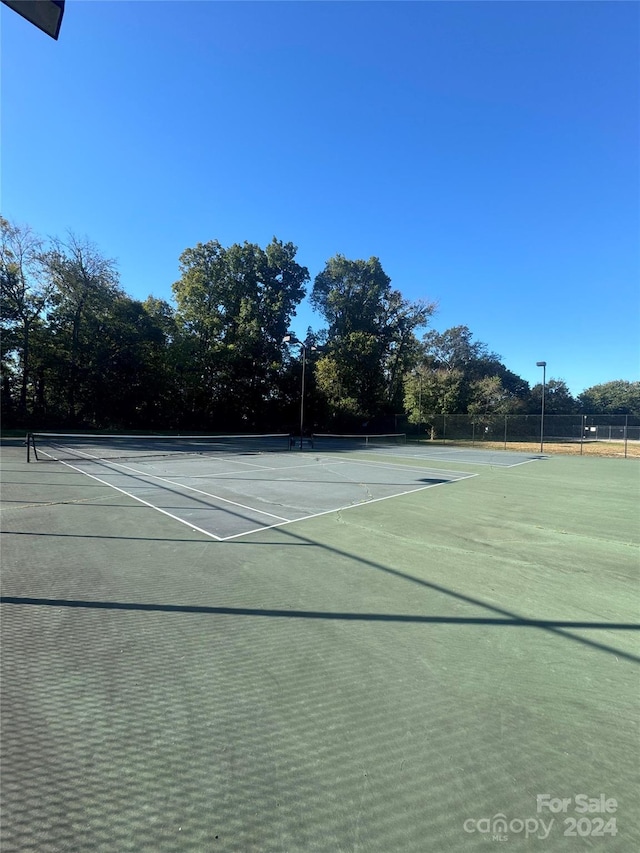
[1,438,638,851]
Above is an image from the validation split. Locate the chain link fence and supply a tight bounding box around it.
[394,414,640,458]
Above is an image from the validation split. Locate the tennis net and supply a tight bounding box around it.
[26,432,291,463]
[311,433,407,450]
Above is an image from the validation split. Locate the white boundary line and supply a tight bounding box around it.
[370,449,545,468]
[86,457,476,492]
[209,455,472,479]
[37,447,478,542]
[307,455,475,477]
[36,450,224,540]
[219,474,478,541]
[50,448,291,522]
[193,458,349,478]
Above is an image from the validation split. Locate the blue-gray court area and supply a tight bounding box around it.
[30,448,478,541]
[23,441,542,541]
[330,442,544,468]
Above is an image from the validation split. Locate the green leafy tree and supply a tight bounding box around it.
[311,255,434,421]
[172,238,308,429]
[0,217,53,421]
[404,367,464,425]
[78,295,177,428]
[418,325,530,414]
[422,325,498,375]
[139,296,185,427]
[43,233,122,424]
[468,375,512,420]
[578,380,640,416]
[529,378,578,414]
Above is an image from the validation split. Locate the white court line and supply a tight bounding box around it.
[219,473,478,541]
[210,455,470,479]
[502,457,549,468]
[52,447,291,522]
[38,446,478,542]
[373,450,543,468]
[36,450,223,540]
[202,455,283,470]
[310,455,474,478]
[191,456,469,484]
[192,458,350,479]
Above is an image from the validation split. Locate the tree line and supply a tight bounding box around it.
[2,217,638,433]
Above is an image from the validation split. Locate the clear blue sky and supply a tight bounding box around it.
[2,0,638,396]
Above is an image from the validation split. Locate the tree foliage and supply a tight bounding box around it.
[404,368,464,425]
[578,380,640,416]
[172,238,309,429]
[0,217,53,418]
[1,218,634,433]
[529,379,577,414]
[311,254,434,421]
[413,325,530,415]
[43,233,122,424]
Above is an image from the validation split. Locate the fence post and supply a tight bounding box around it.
[580,415,584,456]
[443,414,446,445]
[472,420,475,447]
[625,415,628,459]
[504,415,508,450]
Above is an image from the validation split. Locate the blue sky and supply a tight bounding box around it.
[2,0,638,396]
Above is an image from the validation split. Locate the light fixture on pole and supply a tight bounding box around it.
[536,361,547,453]
[283,333,316,449]
[2,0,65,39]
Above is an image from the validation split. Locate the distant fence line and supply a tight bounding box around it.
[394,413,640,457]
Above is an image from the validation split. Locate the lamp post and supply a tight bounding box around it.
[536,361,546,453]
[283,333,315,449]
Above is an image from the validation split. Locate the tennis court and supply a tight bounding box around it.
[1,434,639,852]
[21,432,476,540]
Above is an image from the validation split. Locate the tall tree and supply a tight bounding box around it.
[468,375,512,420]
[422,325,498,374]
[419,325,530,413]
[44,234,121,424]
[578,380,640,416]
[172,238,308,428]
[529,378,577,414]
[311,255,434,420]
[0,217,53,420]
[403,367,464,425]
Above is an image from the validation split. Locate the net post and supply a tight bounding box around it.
[26,432,38,462]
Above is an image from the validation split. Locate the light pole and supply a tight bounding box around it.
[536,361,546,453]
[283,333,315,449]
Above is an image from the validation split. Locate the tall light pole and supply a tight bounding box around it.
[283,333,315,449]
[536,361,546,453]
